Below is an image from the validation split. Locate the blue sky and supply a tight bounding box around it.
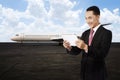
[0,0,120,42]
[0,0,27,11]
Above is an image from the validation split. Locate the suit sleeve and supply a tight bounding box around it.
[66,46,81,55]
[87,30,112,59]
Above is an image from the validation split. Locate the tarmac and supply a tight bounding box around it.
[0,42,120,80]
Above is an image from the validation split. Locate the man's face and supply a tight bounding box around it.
[85,11,100,28]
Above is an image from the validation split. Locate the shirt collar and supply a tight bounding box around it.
[93,24,101,32]
[92,24,101,36]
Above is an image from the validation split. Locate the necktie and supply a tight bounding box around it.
[89,29,94,46]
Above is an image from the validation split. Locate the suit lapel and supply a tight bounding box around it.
[84,30,90,45]
[86,31,90,45]
[91,25,103,46]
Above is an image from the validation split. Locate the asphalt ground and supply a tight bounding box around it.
[0,43,120,80]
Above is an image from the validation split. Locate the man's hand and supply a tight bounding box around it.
[76,39,88,52]
[63,40,72,51]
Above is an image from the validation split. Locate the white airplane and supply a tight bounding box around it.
[11,33,63,43]
[11,24,111,43]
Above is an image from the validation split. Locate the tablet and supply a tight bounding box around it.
[62,34,78,46]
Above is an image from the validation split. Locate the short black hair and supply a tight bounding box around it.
[86,6,100,15]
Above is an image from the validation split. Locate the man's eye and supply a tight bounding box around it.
[88,17,92,19]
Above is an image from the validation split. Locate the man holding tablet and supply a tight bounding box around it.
[63,6,112,80]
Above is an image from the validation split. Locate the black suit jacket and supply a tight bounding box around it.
[67,25,112,80]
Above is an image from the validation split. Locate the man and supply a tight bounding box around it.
[63,6,112,80]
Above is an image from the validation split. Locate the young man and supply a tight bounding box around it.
[63,6,112,80]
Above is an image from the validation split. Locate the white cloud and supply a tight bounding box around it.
[100,8,120,42]
[48,0,81,25]
[113,8,119,15]
[100,8,120,24]
[0,0,120,42]
[26,0,47,18]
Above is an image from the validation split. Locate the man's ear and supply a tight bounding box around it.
[97,15,100,19]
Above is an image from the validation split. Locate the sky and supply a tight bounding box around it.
[0,0,120,42]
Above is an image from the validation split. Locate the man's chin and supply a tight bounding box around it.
[89,25,94,29]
